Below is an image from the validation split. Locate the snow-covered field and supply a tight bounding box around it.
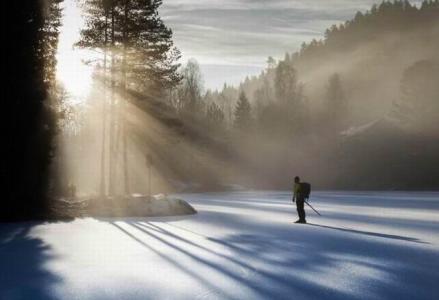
[1,191,439,300]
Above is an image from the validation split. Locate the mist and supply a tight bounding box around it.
[4,0,438,221]
[50,1,439,200]
[176,1,439,190]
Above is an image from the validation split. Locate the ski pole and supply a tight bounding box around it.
[305,200,321,216]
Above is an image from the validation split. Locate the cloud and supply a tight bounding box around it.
[160,0,423,89]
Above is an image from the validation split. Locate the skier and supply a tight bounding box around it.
[292,176,306,223]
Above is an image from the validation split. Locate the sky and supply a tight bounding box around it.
[56,0,423,98]
[56,0,91,101]
[158,0,421,90]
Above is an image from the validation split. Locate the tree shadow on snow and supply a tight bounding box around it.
[205,224,438,300]
[0,222,63,300]
[149,214,438,299]
[109,220,359,299]
[104,195,439,300]
[307,223,428,244]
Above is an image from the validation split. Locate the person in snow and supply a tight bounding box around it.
[292,176,306,223]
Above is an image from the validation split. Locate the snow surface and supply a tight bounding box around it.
[1,191,439,300]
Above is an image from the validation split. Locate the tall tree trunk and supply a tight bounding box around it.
[122,0,130,195]
[108,4,116,196]
[99,12,109,197]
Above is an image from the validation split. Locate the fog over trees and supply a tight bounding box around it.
[172,0,439,190]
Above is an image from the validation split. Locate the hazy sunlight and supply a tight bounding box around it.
[56,0,93,102]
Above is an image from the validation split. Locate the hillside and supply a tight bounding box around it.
[217,0,439,125]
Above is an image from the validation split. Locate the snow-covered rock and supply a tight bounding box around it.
[62,194,198,218]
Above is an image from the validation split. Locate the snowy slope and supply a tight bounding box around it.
[1,191,439,300]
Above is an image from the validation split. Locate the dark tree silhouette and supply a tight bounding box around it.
[78,0,181,96]
[206,102,225,130]
[274,60,298,105]
[326,73,348,136]
[392,60,439,132]
[234,91,252,131]
[3,0,62,220]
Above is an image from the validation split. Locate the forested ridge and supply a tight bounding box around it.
[163,0,439,190]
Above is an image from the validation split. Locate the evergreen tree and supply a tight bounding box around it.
[392,60,439,132]
[78,0,114,196]
[42,0,63,84]
[77,0,112,51]
[78,0,181,195]
[234,91,252,131]
[326,73,348,135]
[78,0,181,95]
[3,0,62,220]
[122,0,181,94]
[267,56,277,69]
[219,83,238,126]
[206,102,225,130]
[274,59,306,134]
[275,60,298,105]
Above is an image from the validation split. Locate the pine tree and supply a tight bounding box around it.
[219,83,237,127]
[3,0,62,220]
[78,0,113,196]
[42,0,63,85]
[78,0,181,195]
[274,60,298,105]
[206,102,225,134]
[267,56,276,69]
[121,0,181,94]
[234,91,252,131]
[207,102,225,126]
[274,59,306,134]
[78,0,181,95]
[326,73,347,135]
[392,60,439,132]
